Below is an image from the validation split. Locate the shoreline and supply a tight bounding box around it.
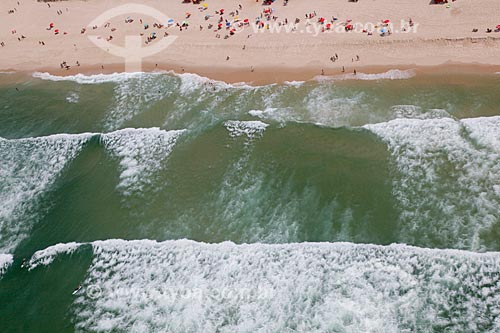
[3,62,499,86]
[2,0,500,85]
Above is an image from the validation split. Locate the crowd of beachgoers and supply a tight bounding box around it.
[1,0,500,79]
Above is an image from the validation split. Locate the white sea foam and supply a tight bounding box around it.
[175,72,252,95]
[66,92,80,104]
[391,105,452,120]
[0,128,186,252]
[355,69,416,80]
[0,133,93,253]
[32,72,156,85]
[101,128,186,196]
[248,107,301,124]
[283,80,305,87]
[224,120,269,139]
[365,116,500,250]
[316,69,415,82]
[303,86,369,127]
[28,242,81,269]
[462,116,500,153]
[0,253,13,277]
[27,239,500,333]
[33,72,171,130]
[33,71,252,91]
[33,72,164,129]
[211,155,302,244]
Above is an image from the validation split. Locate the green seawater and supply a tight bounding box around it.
[0,71,499,332]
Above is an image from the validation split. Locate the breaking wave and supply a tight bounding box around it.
[27,239,500,333]
[0,128,185,253]
[364,116,500,250]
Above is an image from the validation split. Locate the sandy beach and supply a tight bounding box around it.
[1,0,500,83]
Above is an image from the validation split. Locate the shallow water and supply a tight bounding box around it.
[0,71,499,332]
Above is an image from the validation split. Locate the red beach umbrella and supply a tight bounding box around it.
[496,24,500,30]
[383,20,390,24]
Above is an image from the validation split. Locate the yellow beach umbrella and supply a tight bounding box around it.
[203,3,208,8]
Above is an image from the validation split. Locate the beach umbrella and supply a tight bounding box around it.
[203,3,208,8]
[383,20,390,24]
[54,29,60,34]
[496,24,500,30]
[167,18,174,25]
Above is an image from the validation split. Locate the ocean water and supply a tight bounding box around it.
[0,70,499,332]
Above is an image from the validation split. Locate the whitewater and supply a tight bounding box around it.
[0,70,499,332]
